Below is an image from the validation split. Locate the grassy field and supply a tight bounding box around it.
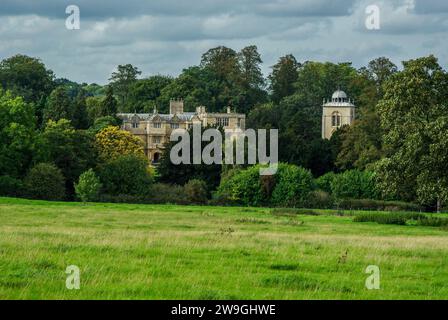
[0,197,447,300]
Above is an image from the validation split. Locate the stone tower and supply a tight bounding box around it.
[321,90,355,140]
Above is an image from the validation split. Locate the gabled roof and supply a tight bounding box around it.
[117,112,198,122]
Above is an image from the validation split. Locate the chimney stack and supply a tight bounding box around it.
[170,98,184,115]
[196,106,206,114]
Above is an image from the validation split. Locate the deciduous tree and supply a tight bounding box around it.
[95,126,145,161]
[35,119,97,196]
[43,87,72,124]
[99,154,152,196]
[269,54,299,104]
[24,163,65,201]
[0,90,36,178]
[0,54,55,103]
[109,64,141,109]
[101,86,118,117]
[375,55,448,208]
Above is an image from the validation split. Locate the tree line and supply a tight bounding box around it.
[0,48,447,211]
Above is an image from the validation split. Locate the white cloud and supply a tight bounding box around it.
[0,0,446,84]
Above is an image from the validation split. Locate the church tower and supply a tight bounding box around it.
[321,90,355,139]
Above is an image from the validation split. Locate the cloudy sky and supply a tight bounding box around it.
[0,0,447,84]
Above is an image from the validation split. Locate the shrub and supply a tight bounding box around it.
[208,192,240,206]
[260,174,276,199]
[184,179,208,204]
[0,175,24,197]
[216,165,265,206]
[337,199,421,212]
[75,169,102,202]
[148,183,188,204]
[316,172,336,194]
[354,212,448,229]
[354,213,406,225]
[270,164,314,207]
[353,212,427,225]
[271,208,320,216]
[98,154,152,196]
[331,170,378,199]
[24,163,65,201]
[98,194,148,204]
[216,164,314,207]
[306,190,334,209]
[416,217,448,228]
[99,183,188,205]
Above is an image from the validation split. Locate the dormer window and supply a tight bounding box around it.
[153,122,161,128]
[171,123,179,129]
[130,114,140,129]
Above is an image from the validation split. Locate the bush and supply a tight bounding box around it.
[354,211,448,229]
[316,172,336,194]
[337,199,421,212]
[184,179,208,204]
[271,208,320,216]
[75,169,102,202]
[149,183,188,204]
[416,217,448,228]
[0,175,24,197]
[98,194,148,204]
[216,165,265,206]
[24,163,65,201]
[270,164,314,207]
[98,154,152,196]
[216,164,314,207]
[353,212,427,225]
[305,190,334,209]
[208,192,240,206]
[99,183,188,205]
[331,170,378,199]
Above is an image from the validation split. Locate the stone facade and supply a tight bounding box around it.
[118,99,246,163]
[321,90,356,140]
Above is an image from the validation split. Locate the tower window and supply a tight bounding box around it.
[332,112,342,127]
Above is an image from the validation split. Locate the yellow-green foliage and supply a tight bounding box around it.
[95,126,144,161]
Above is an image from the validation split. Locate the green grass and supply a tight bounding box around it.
[0,197,447,300]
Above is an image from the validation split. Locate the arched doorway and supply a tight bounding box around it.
[153,152,161,164]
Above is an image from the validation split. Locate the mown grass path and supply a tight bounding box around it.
[0,197,447,299]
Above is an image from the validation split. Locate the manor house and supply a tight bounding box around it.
[118,99,245,163]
